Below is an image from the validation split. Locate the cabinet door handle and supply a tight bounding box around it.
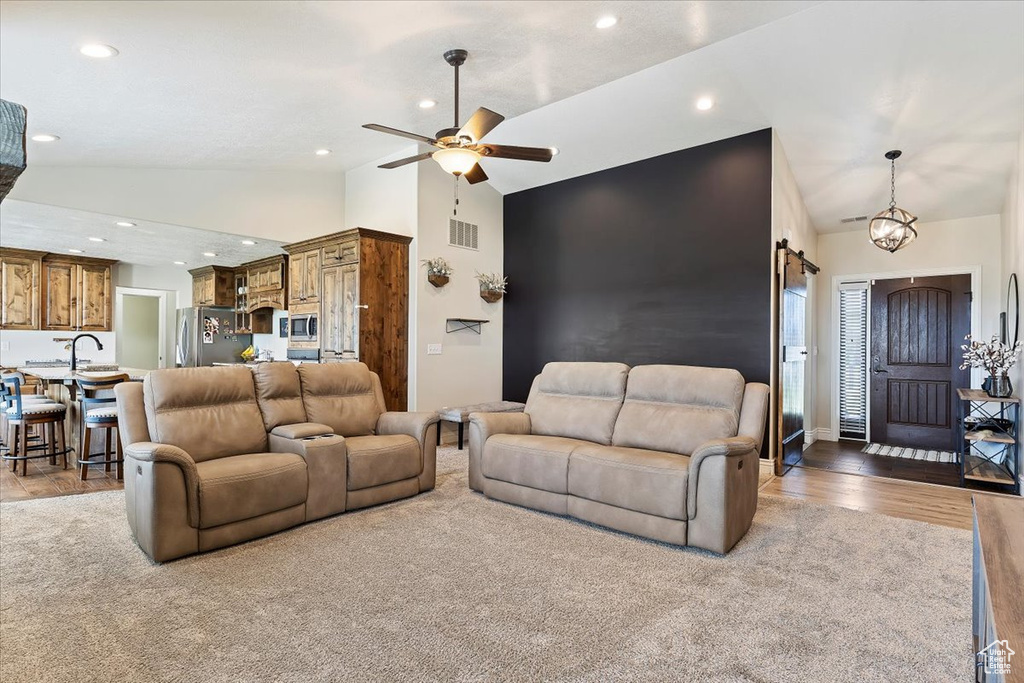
[356,304,368,309]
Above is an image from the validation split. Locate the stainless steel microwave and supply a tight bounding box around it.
[289,313,318,342]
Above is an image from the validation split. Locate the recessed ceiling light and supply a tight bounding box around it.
[696,96,715,111]
[549,147,560,156]
[68,249,84,254]
[315,149,332,156]
[173,261,186,265]
[115,221,135,227]
[80,43,119,58]
[31,134,60,142]
[595,15,618,29]
[418,99,436,109]
[203,252,217,257]
[241,240,256,246]
[88,237,105,242]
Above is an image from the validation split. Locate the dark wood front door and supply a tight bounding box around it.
[869,275,971,450]
[779,252,808,472]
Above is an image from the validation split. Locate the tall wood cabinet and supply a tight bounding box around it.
[0,248,41,330]
[0,249,114,332]
[283,229,411,411]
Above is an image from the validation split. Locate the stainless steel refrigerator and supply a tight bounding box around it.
[175,307,253,367]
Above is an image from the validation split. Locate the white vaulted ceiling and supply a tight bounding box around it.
[1,0,1022,233]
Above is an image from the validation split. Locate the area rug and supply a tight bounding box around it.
[0,447,971,682]
[862,442,958,463]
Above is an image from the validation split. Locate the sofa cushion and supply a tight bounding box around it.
[345,434,421,490]
[144,367,269,463]
[568,444,690,521]
[195,452,308,529]
[297,363,386,437]
[482,434,592,493]
[252,362,307,431]
[612,365,744,456]
[525,362,629,445]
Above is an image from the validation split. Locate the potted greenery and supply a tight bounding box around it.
[422,257,454,288]
[476,271,507,303]
[960,334,1022,397]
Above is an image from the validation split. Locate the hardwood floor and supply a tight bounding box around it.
[0,454,122,502]
[759,459,1013,531]
[798,439,964,486]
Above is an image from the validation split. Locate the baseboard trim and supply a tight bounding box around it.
[805,428,837,443]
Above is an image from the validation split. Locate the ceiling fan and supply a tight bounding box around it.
[362,49,555,185]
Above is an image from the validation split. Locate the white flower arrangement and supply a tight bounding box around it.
[475,271,507,293]
[421,257,454,277]
[959,334,1022,376]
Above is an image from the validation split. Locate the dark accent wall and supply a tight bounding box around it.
[502,128,773,401]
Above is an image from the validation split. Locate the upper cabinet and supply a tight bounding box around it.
[38,254,115,332]
[287,249,320,305]
[188,266,235,307]
[0,248,42,330]
[244,255,287,312]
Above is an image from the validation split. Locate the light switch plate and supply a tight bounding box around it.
[0,341,9,351]
[427,343,442,355]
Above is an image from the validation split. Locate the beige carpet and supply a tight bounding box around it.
[0,447,971,682]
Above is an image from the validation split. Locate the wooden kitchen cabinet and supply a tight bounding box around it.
[40,255,114,332]
[188,266,235,307]
[0,248,42,330]
[283,228,411,410]
[287,249,320,305]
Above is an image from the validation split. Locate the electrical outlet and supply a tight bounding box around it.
[427,343,442,355]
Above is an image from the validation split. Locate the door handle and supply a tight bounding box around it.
[873,367,889,374]
[356,304,368,309]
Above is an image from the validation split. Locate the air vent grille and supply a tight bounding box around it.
[449,218,479,250]
[840,215,869,224]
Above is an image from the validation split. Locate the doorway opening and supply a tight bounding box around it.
[801,271,977,488]
[115,288,171,370]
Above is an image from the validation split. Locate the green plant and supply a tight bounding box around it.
[421,257,454,277]
[475,271,507,293]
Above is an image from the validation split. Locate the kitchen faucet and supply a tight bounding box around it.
[70,333,103,373]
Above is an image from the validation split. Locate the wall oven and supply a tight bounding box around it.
[289,313,318,343]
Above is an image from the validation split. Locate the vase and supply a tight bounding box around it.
[428,274,449,288]
[480,289,503,303]
[983,374,1013,398]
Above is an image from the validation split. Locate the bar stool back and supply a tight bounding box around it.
[2,374,68,475]
[75,373,130,480]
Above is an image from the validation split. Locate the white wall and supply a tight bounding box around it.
[10,167,345,242]
[1001,129,1024,392]
[252,309,289,361]
[814,214,1003,437]
[771,131,819,456]
[415,161,504,412]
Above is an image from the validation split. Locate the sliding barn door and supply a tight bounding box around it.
[869,275,971,450]
[778,251,808,472]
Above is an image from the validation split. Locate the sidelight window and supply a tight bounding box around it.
[839,282,869,440]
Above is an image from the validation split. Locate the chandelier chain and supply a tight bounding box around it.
[889,158,896,210]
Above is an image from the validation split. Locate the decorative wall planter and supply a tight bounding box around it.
[480,289,503,303]
[428,274,450,288]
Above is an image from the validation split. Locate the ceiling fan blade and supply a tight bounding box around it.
[476,143,553,162]
[464,162,488,185]
[457,108,505,142]
[362,123,438,146]
[378,151,434,169]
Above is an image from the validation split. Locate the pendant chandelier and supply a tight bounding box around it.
[868,150,918,253]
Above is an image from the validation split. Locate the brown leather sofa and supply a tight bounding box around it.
[468,362,769,554]
[114,362,438,562]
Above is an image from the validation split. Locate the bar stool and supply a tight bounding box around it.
[0,375,53,451]
[75,373,129,480]
[2,374,69,475]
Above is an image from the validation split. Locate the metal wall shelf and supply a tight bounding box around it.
[446,318,489,334]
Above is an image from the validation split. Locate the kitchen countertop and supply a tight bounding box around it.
[17,366,151,382]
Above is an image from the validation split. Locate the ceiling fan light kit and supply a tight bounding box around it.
[868,150,918,253]
[362,49,556,188]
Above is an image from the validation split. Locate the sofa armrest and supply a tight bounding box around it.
[269,433,348,521]
[124,442,200,528]
[467,412,532,492]
[376,412,440,492]
[686,436,760,554]
[270,422,334,440]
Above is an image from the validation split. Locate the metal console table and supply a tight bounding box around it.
[957,388,1021,496]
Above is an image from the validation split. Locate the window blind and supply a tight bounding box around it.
[839,285,868,440]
